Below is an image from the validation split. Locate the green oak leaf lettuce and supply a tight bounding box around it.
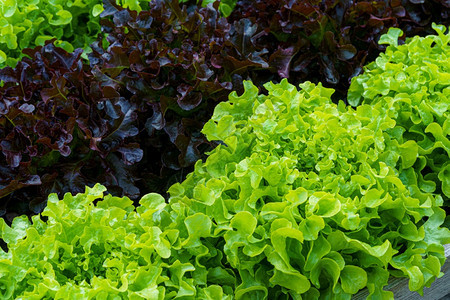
[0,0,152,68]
[348,24,450,211]
[0,184,234,299]
[0,0,100,67]
[167,79,450,298]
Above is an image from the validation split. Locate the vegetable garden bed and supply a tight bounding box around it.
[1,0,450,299]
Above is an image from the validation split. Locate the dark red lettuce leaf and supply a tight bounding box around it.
[227,0,450,99]
[88,0,239,195]
[0,42,143,218]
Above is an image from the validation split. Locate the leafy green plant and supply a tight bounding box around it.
[167,79,450,298]
[348,24,450,213]
[2,79,449,299]
[0,0,100,67]
[0,184,234,298]
[0,0,155,68]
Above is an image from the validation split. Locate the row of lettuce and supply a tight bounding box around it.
[2,0,448,69]
[0,27,449,299]
[0,0,236,67]
[1,0,450,219]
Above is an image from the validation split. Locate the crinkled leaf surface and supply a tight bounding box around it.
[348,25,450,213]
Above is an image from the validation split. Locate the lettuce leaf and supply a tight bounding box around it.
[348,24,450,212]
[167,79,450,297]
[0,184,234,299]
